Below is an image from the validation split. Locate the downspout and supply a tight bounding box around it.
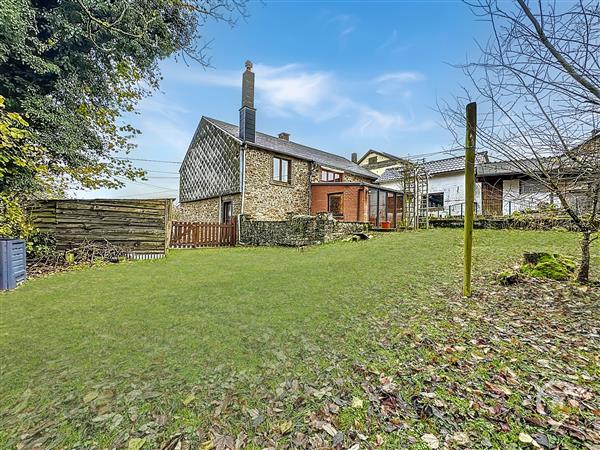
[240,143,247,215]
[356,186,365,222]
[308,161,316,215]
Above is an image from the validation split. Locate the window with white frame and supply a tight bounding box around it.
[272,156,291,183]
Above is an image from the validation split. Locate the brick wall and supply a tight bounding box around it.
[240,213,368,246]
[176,194,241,222]
[310,184,369,222]
[243,146,311,220]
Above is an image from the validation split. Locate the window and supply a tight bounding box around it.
[320,169,342,182]
[273,156,291,183]
[424,193,444,209]
[368,156,378,164]
[328,193,344,218]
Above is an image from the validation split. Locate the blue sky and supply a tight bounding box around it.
[82,0,492,199]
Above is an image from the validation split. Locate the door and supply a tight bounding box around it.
[482,181,503,216]
[221,201,233,223]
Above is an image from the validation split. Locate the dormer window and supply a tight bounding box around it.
[320,169,342,182]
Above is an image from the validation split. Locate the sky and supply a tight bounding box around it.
[79,0,492,200]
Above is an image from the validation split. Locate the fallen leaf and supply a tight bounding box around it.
[277,420,293,435]
[351,397,364,408]
[421,433,439,449]
[182,394,195,406]
[128,438,146,450]
[452,432,470,445]
[83,391,98,403]
[519,432,533,443]
[322,423,337,437]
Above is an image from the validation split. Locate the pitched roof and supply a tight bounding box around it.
[357,149,402,164]
[204,117,378,180]
[425,153,489,175]
[376,153,489,183]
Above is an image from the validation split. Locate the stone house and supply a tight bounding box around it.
[179,61,403,225]
[359,150,489,216]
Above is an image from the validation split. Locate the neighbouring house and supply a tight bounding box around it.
[360,151,489,216]
[476,133,599,216]
[179,61,404,227]
[356,150,405,176]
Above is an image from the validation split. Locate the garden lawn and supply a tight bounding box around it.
[0,229,598,449]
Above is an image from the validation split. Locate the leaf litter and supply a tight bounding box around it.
[2,276,598,449]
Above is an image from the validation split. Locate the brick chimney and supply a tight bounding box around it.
[239,60,256,143]
[351,152,358,163]
[278,132,290,141]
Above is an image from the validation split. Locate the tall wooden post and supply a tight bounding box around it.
[464,102,477,297]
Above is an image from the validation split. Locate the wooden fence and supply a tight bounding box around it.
[170,221,236,248]
[30,199,173,256]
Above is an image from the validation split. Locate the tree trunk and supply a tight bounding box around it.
[578,230,591,283]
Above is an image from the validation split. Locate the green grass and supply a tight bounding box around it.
[0,229,598,449]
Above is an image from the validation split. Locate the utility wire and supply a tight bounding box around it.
[115,157,181,164]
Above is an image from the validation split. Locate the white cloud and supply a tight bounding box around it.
[372,71,424,97]
[323,13,357,40]
[373,72,424,83]
[352,106,436,138]
[174,62,432,139]
[378,29,413,54]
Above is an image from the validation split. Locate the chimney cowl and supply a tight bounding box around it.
[351,152,358,163]
[278,132,290,141]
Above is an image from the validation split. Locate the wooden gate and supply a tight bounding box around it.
[170,222,236,248]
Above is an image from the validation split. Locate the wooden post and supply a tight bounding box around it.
[464,102,477,297]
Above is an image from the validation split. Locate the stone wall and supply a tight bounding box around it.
[240,213,368,246]
[243,146,311,220]
[176,194,241,222]
[428,216,589,231]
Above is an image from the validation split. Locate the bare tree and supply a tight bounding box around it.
[440,0,600,282]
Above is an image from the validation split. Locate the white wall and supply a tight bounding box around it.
[428,173,482,216]
[501,179,559,215]
[379,171,482,216]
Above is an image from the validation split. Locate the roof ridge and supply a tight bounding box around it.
[202,116,377,180]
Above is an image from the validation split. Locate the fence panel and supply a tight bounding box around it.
[170,222,236,248]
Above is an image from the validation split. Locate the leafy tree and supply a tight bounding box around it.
[0,0,248,194]
[0,95,39,239]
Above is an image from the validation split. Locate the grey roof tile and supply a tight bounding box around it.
[376,153,489,183]
[205,117,378,180]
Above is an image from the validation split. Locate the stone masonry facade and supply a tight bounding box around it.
[176,194,241,222]
[242,146,311,220]
[240,213,368,246]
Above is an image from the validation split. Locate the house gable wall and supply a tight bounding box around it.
[243,146,311,220]
[179,119,241,203]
